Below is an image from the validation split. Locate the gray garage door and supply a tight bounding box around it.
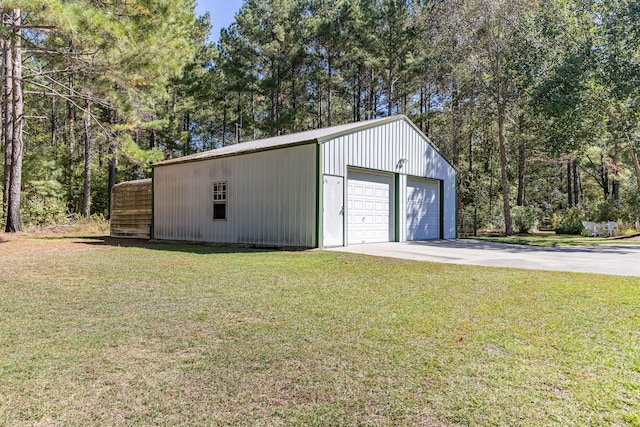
[347,170,393,244]
[407,177,440,240]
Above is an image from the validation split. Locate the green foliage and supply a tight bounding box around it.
[555,222,585,235]
[20,196,67,228]
[19,146,68,228]
[22,147,64,199]
[511,205,541,233]
[7,0,640,233]
[553,207,586,235]
[619,189,640,224]
[90,164,110,217]
[120,135,164,168]
[3,0,198,228]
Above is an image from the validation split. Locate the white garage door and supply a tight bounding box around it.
[407,178,440,240]
[347,170,393,244]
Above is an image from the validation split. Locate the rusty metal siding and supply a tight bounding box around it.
[321,120,457,239]
[154,144,316,247]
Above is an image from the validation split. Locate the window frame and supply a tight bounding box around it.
[212,181,228,221]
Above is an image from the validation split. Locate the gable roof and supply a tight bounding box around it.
[153,115,444,167]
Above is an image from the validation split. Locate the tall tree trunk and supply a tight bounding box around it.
[387,62,393,116]
[451,80,460,167]
[276,64,282,135]
[352,76,357,122]
[566,160,573,208]
[356,70,361,121]
[373,90,378,119]
[66,74,76,212]
[419,85,424,132]
[630,147,640,188]
[50,97,56,145]
[516,132,526,206]
[269,59,276,133]
[107,151,117,220]
[573,159,580,206]
[327,54,332,127]
[222,100,227,146]
[291,67,297,131]
[497,101,513,235]
[251,91,256,140]
[469,133,473,173]
[5,9,22,232]
[236,96,241,143]
[107,109,117,220]
[601,153,610,200]
[0,11,3,218]
[368,69,375,120]
[317,84,323,128]
[68,76,75,150]
[82,99,92,219]
[601,166,610,202]
[426,84,432,137]
[2,10,12,217]
[183,111,191,155]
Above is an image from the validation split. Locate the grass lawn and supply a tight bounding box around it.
[1,235,639,426]
[469,231,640,247]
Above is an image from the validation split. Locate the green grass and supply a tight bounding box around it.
[1,236,639,426]
[469,231,640,247]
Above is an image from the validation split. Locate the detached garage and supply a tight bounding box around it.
[152,115,457,247]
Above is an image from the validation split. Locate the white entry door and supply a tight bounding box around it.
[323,175,344,247]
[406,177,440,240]
[347,170,393,244]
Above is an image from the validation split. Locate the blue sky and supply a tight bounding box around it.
[195,0,244,42]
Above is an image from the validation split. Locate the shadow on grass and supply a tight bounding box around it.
[77,236,310,255]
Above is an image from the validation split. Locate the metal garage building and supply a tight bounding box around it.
[152,115,457,247]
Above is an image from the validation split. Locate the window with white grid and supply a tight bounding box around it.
[212,182,227,220]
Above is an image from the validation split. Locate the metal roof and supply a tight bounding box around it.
[112,178,152,188]
[153,116,403,167]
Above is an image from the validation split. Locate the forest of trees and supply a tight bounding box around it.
[1,0,639,235]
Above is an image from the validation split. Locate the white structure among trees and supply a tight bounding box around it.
[152,115,457,247]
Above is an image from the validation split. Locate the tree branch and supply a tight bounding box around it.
[27,80,115,137]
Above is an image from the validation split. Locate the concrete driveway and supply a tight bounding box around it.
[326,240,640,277]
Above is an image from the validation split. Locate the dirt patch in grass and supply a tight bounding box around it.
[0,232,20,243]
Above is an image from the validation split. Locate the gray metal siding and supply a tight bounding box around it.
[406,177,440,240]
[398,173,407,242]
[154,144,316,246]
[322,120,457,239]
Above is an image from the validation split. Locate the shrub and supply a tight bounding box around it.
[555,222,585,235]
[511,205,541,233]
[20,196,67,229]
[552,207,586,235]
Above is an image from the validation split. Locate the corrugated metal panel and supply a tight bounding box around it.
[407,178,440,240]
[155,116,395,166]
[154,144,316,247]
[321,120,457,239]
